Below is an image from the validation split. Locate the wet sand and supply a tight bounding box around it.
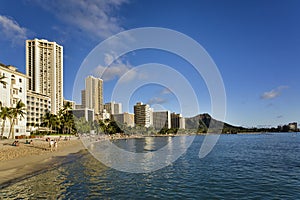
[0,133,192,188]
[0,138,85,187]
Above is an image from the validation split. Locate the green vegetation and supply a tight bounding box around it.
[8,100,26,139]
[74,117,92,134]
[0,100,26,139]
[0,106,10,139]
[158,127,179,134]
[186,113,299,134]
[98,119,123,135]
[40,102,76,135]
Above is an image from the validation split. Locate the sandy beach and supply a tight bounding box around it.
[0,137,85,187]
[0,133,192,188]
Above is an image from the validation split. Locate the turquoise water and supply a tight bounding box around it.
[1,133,300,199]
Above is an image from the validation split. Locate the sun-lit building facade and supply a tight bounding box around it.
[26,91,51,132]
[112,112,135,127]
[82,76,103,115]
[0,63,27,137]
[26,38,63,115]
[134,102,152,128]
[104,101,122,115]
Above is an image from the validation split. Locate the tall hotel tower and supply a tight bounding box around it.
[26,39,63,114]
[134,102,152,128]
[82,76,103,115]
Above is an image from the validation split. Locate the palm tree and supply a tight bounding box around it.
[0,106,10,139]
[0,75,6,86]
[42,111,59,134]
[58,102,75,134]
[63,115,74,134]
[99,119,109,134]
[63,101,73,111]
[8,100,26,139]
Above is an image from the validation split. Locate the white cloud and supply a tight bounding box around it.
[147,97,168,105]
[33,0,128,40]
[160,88,172,95]
[93,63,131,81]
[93,53,150,82]
[93,53,133,81]
[0,15,30,45]
[261,86,288,100]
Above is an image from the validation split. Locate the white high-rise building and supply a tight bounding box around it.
[26,38,63,115]
[83,76,103,115]
[134,102,152,128]
[0,63,27,138]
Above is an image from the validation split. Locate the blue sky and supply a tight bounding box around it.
[0,0,299,127]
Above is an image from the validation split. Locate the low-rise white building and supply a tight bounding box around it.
[112,112,135,127]
[26,91,51,132]
[0,63,27,138]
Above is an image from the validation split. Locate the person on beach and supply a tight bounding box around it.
[54,141,58,151]
[12,141,18,146]
[49,140,54,151]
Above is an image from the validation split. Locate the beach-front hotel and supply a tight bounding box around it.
[26,39,64,131]
[134,102,153,128]
[26,38,64,115]
[0,63,27,138]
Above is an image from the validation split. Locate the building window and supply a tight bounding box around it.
[19,78,22,83]
[19,87,22,93]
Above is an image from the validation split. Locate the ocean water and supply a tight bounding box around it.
[1,133,300,199]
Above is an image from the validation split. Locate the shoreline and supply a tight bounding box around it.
[0,138,85,188]
[1,132,297,188]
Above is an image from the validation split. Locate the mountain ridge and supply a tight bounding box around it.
[185,113,247,134]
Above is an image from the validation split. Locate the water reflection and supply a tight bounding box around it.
[0,152,108,199]
[1,166,68,199]
[144,137,155,152]
[2,134,299,199]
